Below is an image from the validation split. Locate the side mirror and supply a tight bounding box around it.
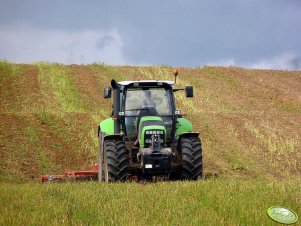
[104,87,112,99]
[185,86,193,98]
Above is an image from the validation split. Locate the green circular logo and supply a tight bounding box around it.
[267,206,298,224]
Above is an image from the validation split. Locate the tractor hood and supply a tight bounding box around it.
[138,116,166,148]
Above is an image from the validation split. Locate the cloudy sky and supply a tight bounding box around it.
[0,0,301,70]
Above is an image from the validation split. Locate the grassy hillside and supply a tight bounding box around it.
[1,61,300,181]
[0,61,300,225]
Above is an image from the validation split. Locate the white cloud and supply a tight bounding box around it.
[0,26,126,65]
[202,54,301,71]
[247,53,301,70]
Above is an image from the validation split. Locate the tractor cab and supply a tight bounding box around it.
[122,81,174,144]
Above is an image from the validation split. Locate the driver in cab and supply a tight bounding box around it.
[140,90,158,116]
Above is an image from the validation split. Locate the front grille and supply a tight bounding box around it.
[144,130,165,147]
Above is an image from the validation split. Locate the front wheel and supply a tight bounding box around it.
[99,139,128,182]
[180,136,203,180]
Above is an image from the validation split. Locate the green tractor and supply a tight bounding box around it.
[98,70,203,181]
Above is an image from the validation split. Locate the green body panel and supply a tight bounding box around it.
[176,118,192,138]
[139,116,166,148]
[139,116,162,124]
[99,118,114,135]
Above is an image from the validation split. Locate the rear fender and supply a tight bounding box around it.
[103,134,124,142]
[99,118,114,137]
[98,129,123,143]
[179,132,199,139]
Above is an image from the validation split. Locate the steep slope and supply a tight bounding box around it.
[0,62,300,182]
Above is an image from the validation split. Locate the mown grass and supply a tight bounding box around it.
[0,61,18,84]
[245,120,301,177]
[26,126,50,174]
[245,121,299,156]
[35,63,100,167]
[37,62,85,113]
[0,179,300,226]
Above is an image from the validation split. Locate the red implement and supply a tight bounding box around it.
[40,164,98,183]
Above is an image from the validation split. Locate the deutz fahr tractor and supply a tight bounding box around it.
[98,70,203,182]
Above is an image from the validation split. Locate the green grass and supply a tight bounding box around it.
[0,61,13,84]
[0,179,300,225]
[245,121,299,156]
[138,66,171,81]
[244,121,300,177]
[36,106,52,125]
[0,60,20,82]
[277,100,301,113]
[26,126,50,174]
[203,66,239,91]
[37,62,85,113]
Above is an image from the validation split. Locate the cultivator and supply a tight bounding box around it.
[40,164,98,183]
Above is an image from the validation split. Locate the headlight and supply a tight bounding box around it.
[144,130,165,145]
[145,130,164,135]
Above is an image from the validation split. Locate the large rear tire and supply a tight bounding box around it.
[180,136,203,180]
[100,139,128,182]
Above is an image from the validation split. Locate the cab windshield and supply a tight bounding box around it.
[124,88,172,116]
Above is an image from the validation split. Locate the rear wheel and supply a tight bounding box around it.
[101,139,128,182]
[180,136,203,180]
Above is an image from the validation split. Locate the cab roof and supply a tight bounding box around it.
[117,80,175,86]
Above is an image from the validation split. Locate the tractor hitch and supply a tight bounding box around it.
[140,135,172,174]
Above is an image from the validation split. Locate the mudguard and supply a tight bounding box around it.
[176,118,195,138]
